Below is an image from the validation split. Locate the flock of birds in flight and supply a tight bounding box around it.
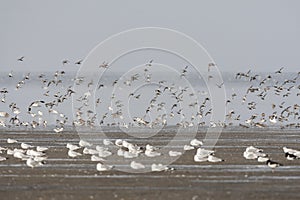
[0,56,299,171]
[0,57,299,130]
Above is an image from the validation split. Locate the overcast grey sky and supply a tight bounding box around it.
[1,0,299,72]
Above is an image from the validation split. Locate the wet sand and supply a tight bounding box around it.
[0,129,300,200]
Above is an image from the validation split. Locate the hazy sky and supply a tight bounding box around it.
[1,0,300,72]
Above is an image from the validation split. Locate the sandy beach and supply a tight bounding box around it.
[1,128,299,200]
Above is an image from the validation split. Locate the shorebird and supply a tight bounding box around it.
[7,138,18,144]
[36,146,48,152]
[275,67,284,74]
[62,59,69,65]
[243,146,271,165]
[190,139,203,147]
[194,154,208,162]
[21,143,34,149]
[208,62,216,72]
[17,56,24,62]
[0,156,7,162]
[130,161,145,169]
[91,155,106,162]
[97,148,112,158]
[26,149,45,157]
[283,147,300,160]
[208,155,224,163]
[183,145,194,151]
[8,71,13,78]
[79,140,92,147]
[151,163,168,172]
[243,151,258,160]
[13,151,29,160]
[180,66,188,78]
[83,147,99,155]
[26,157,44,168]
[96,163,113,171]
[99,61,109,68]
[216,82,224,88]
[0,112,9,118]
[285,153,298,160]
[75,59,83,65]
[145,148,161,157]
[266,160,282,169]
[103,139,113,146]
[257,156,270,162]
[67,143,81,151]
[169,151,182,157]
[68,150,82,158]
[53,127,63,133]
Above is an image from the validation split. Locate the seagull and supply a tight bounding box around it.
[0,156,7,161]
[130,161,145,169]
[196,148,214,156]
[53,127,63,133]
[36,146,48,152]
[91,155,106,162]
[246,146,262,153]
[68,150,82,158]
[283,147,300,155]
[66,143,81,151]
[34,156,47,162]
[115,139,123,147]
[75,59,83,65]
[243,146,267,160]
[17,56,24,62]
[99,62,109,68]
[13,151,29,160]
[8,71,13,78]
[83,147,99,155]
[103,139,113,146]
[26,157,44,168]
[169,151,182,157]
[97,149,112,158]
[26,149,45,157]
[120,150,138,159]
[208,155,224,163]
[257,156,270,162]
[145,59,153,67]
[194,148,222,163]
[151,163,168,172]
[183,145,195,151]
[62,59,69,65]
[79,140,92,147]
[275,67,284,74]
[96,163,113,171]
[7,138,18,144]
[190,139,203,147]
[145,148,161,157]
[194,154,208,162]
[21,143,34,149]
[216,82,224,88]
[208,62,216,72]
[0,112,9,118]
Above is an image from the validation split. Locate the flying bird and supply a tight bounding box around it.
[17,56,24,62]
